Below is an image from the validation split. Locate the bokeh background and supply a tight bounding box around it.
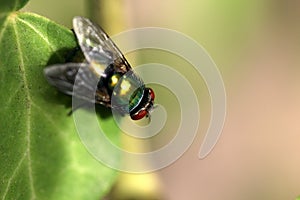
[24,0,300,199]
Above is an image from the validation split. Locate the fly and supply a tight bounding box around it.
[44,16,155,120]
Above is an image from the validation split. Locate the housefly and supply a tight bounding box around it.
[44,16,155,120]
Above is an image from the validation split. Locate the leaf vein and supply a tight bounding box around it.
[15,17,63,61]
[11,16,36,200]
[12,0,19,11]
[1,151,27,200]
[0,16,10,44]
[4,84,22,108]
[31,103,65,132]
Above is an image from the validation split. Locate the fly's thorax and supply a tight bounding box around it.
[108,70,145,114]
[108,73,121,90]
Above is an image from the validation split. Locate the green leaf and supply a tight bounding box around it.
[0,0,29,14]
[0,12,119,200]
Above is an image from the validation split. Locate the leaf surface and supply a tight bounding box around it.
[0,12,119,200]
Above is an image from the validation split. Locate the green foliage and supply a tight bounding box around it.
[0,1,119,199]
[0,0,28,14]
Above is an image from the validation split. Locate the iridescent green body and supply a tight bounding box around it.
[99,64,145,115]
[129,88,144,111]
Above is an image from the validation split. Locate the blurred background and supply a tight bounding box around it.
[24,0,300,199]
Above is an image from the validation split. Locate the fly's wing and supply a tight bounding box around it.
[72,16,131,74]
[44,63,110,105]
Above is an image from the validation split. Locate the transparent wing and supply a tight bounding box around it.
[44,63,88,96]
[72,16,130,70]
[44,63,110,105]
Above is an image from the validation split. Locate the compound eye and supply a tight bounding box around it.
[131,109,148,120]
[148,88,155,101]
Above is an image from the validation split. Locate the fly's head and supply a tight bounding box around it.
[129,87,155,120]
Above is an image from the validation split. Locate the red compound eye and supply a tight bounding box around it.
[148,88,155,101]
[131,109,148,120]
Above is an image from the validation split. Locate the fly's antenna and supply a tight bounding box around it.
[146,112,151,124]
